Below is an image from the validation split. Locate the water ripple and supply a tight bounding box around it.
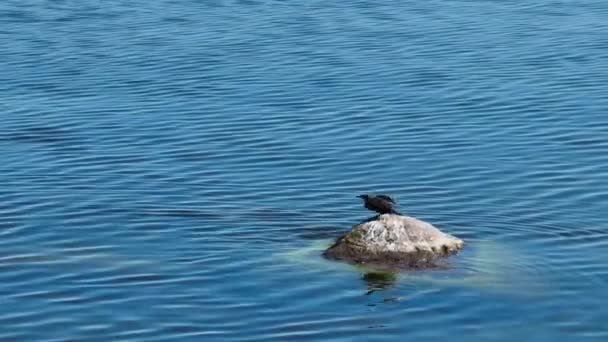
[1,0,608,341]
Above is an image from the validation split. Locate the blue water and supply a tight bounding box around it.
[2,0,608,340]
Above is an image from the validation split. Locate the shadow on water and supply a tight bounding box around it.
[293,215,385,240]
[2,126,77,144]
[139,207,224,220]
[294,225,350,240]
[138,206,315,224]
[1,126,88,153]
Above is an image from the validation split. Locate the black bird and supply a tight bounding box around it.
[357,194,400,215]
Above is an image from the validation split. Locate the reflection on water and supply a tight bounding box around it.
[362,271,398,295]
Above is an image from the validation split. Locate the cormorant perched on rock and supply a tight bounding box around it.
[321,194,465,269]
[357,194,400,215]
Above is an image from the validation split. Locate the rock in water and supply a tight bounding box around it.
[323,214,464,269]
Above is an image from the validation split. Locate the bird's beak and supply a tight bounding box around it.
[357,195,364,199]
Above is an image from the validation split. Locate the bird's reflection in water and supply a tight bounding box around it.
[362,270,398,295]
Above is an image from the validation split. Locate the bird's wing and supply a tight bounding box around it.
[376,195,396,203]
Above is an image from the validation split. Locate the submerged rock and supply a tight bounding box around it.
[323,214,464,269]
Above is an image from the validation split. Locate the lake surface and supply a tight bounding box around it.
[2,0,608,340]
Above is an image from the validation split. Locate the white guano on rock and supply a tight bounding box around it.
[323,214,464,268]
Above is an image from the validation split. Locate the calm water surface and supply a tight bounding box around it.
[2,0,608,340]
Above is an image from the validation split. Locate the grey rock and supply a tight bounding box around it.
[323,214,464,268]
